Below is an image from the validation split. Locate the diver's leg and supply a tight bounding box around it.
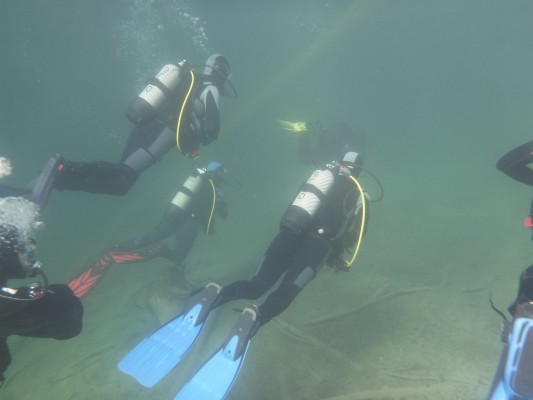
[257,233,332,326]
[117,219,175,251]
[497,140,533,186]
[45,121,174,198]
[56,160,139,196]
[121,123,174,173]
[218,231,298,304]
[162,218,201,264]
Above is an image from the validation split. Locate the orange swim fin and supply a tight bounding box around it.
[68,254,115,298]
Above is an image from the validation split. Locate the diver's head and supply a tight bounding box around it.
[203,53,231,87]
[206,161,226,184]
[340,151,363,178]
[0,223,36,281]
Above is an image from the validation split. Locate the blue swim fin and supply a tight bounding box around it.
[118,282,222,388]
[489,311,533,399]
[173,305,259,400]
[31,155,63,210]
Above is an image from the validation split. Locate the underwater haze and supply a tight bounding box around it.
[2,0,533,399]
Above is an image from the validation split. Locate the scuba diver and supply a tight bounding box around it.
[486,143,533,398]
[278,119,365,167]
[487,266,533,399]
[497,140,533,233]
[118,151,371,399]
[27,53,234,210]
[68,161,230,298]
[115,161,228,259]
[0,223,83,387]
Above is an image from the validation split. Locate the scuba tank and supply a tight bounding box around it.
[166,172,206,222]
[126,61,190,125]
[280,169,335,234]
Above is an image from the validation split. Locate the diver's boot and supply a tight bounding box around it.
[222,305,261,361]
[53,160,139,195]
[185,282,223,325]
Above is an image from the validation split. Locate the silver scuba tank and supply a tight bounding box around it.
[280,169,335,233]
[165,174,205,222]
[126,61,188,125]
[171,175,204,210]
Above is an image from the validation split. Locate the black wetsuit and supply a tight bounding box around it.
[497,140,533,186]
[0,282,83,385]
[219,169,369,327]
[486,266,533,399]
[54,78,221,196]
[117,174,228,264]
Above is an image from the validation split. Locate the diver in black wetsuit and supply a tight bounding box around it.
[487,265,533,399]
[115,161,229,265]
[211,151,370,329]
[484,143,533,398]
[0,224,83,387]
[66,161,231,298]
[27,54,233,209]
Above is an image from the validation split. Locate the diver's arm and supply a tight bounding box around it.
[215,188,228,219]
[497,140,533,186]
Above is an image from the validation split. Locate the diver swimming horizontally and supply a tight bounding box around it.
[118,151,373,399]
[67,161,230,298]
[13,54,235,210]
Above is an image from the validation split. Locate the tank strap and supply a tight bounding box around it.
[146,77,173,98]
[300,182,327,202]
[179,186,196,199]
